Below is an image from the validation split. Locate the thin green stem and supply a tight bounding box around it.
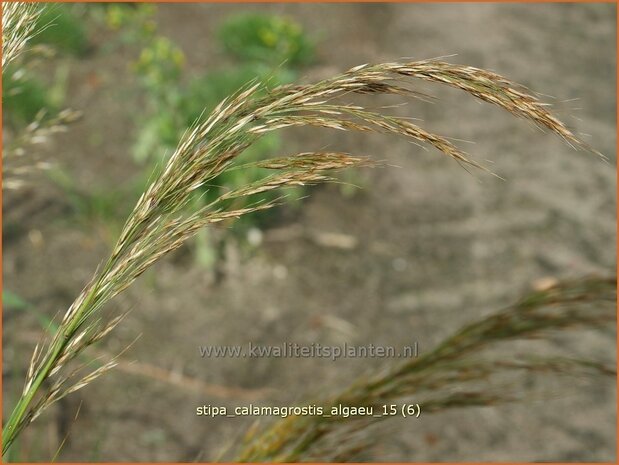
[2,286,98,456]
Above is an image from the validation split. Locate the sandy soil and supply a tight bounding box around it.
[3,3,616,462]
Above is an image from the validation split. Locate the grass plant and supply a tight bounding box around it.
[1,42,607,455]
[236,276,615,461]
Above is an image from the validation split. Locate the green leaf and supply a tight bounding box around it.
[2,290,29,310]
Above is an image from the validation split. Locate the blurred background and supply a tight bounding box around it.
[2,2,616,461]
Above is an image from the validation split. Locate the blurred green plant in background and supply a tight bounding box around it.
[218,13,314,66]
[2,66,55,127]
[31,3,89,56]
[102,5,317,267]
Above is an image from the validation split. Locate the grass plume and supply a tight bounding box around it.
[2,58,601,455]
[2,109,81,190]
[2,3,81,190]
[236,276,616,462]
[1,2,42,68]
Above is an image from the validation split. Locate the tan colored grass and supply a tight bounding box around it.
[236,276,616,462]
[1,2,41,68]
[2,58,602,455]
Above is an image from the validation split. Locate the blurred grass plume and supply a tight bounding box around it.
[2,2,42,68]
[236,276,615,462]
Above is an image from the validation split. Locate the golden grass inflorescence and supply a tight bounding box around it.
[2,56,604,455]
[2,3,82,191]
[1,2,41,68]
